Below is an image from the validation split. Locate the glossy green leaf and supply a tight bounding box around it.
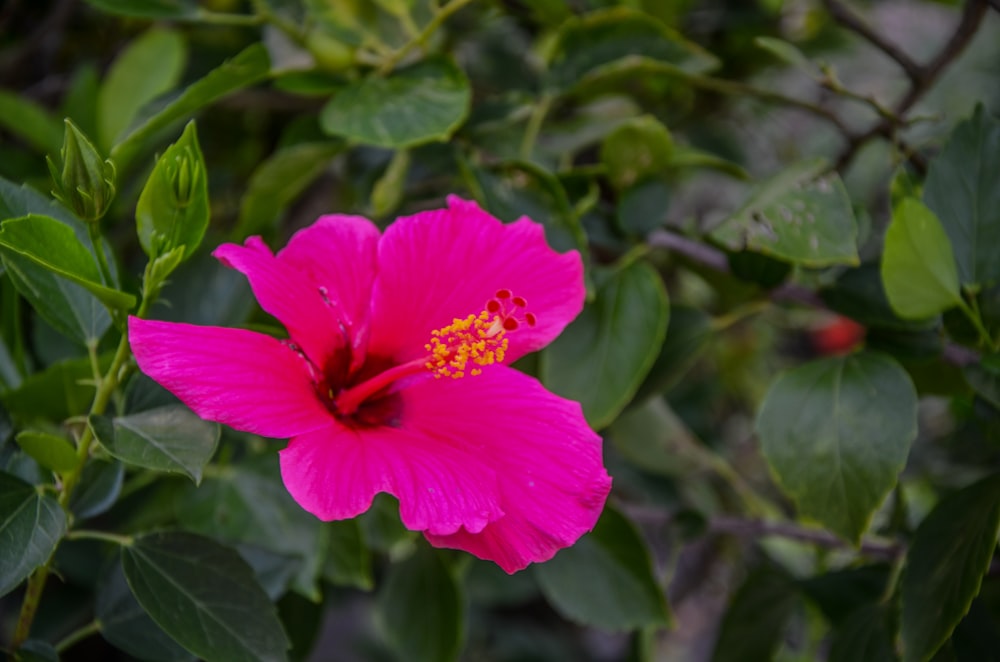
[90,405,219,484]
[756,352,918,543]
[828,604,898,662]
[83,0,198,18]
[547,8,718,92]
[236,142,341,238]
[541,260,669,429]
[0,215,135,311]
[965,354,1000,410]
[175,456,325,600]
[923,105,1000,288]
[122,531,290,662]
[323,519,373,591]
[320,57,470,148]
[97,558,194,662]
[712,566,799,662]
[0,90,63,154]
[901,473,1000,662]
[0,472,67,597]
[69,459,124,520]
[14,431,78,473]
[535,506,670,630]
[881,198,962,319]
[600,115,674,190]
[98,29,187,150]
[712,159,860,267]
[135,121,209,260]
[111,44,271,172]
[376,547,463,662]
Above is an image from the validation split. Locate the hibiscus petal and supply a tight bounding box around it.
[129,317,333,438]
[277,215,381,371]
[279,423,503,536]
[368,196,585,364]
[213,237,348,375]
[404,368,612,573]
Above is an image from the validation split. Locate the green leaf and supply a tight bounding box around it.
[1,355,106,422]
[320,57,470,148]
[371,149,410,218]
[828,604,898,662]
[376,547,463,662]
[89,405,219,484]
[175,456,325,600]
[135,121,209,260]
[111,44,271,173]
[0,90,63,154]
[0,472,67,597]
[711,566,800,662]
[13,639,60,662]
[69,458,124,520]
[965,353,1000,410]
[756,351,918,543]
[881,198,962,319]
[83,0,198,18]
[600,115,674,190]
[609,397,707,478]
[97,558,194,662]
[236,142,342,238]
[633,304,713,402]
[667,146,750,180]
[323,519,373,591]
[547,8,718,93]
[821,263,934,332]
[711,159,860,267]
[535,506,670,630]
[541,260,669,429]
[98,28,187,150]
[901,473,1000,662]
[121,532,290,662]
[14,431,78,473]
[754,36,820,76]
[0,215,136,311]
[616,179,671,237]
[923,105,1000,288]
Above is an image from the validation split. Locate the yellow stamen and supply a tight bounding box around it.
[424,310,509,379]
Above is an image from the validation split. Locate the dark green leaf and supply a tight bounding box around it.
[236,142,341,238]
[756,352,918,543]
[69,459,124,520]
[14,431,77,473]
[371,149,410,217]
[1,355,105,422]
[901,473,1000,662]
[0,215,135,311]
[175,456,324,600]
[881,198,962,319]
[154,250,254,327]
[633,304,713,401]
[799,564,890,625]
[965,354,1000,410]
[358,493,416,555]
[821,263,933,332]
[237,544,301,601]
[0,90,63,155]
[12,640,60,662]
[122,531,290,662]
[0,472,67,597]
[83,0,198,19]
[667,145,750,180]
[98,28,187,149]
[711,159,860,267]
[609,397,706,477]
[323,519,373,590]
[376,547,463,662]
[320,57,470,148]
[727,250,792,289]
[535,506,670,630]
[90,405,219,483]
[923,105,1000,288]
[135,121,209,260]
[828,604,898,662]
[111,44,271,173]
[547,8,717,92]
[97,558,194,662]
[600,115,674,190]
[712,566,799,662]
[541,260,669,429]
[617,179,671,237]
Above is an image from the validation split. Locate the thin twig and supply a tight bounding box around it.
[708,515,903,559]
[820,0,922,83]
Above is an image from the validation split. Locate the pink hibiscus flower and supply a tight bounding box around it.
[128,196,611,573]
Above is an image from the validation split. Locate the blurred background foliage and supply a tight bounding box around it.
[1,0,1000,660]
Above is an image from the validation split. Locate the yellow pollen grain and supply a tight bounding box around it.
[424,310,510,379]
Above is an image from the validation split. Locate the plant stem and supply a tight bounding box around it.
[519,94,553,161]
[708,516,902,559]
[958,299,998,352]
[193,9,265,27]
[65,529,134,546]
[88,223,114,289]
[11,286,154,651]
[378,0,476,74]
[55,620,102,654]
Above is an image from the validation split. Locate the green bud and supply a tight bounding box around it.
[46,119,116,222]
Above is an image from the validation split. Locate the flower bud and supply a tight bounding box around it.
[46,119,116,222]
